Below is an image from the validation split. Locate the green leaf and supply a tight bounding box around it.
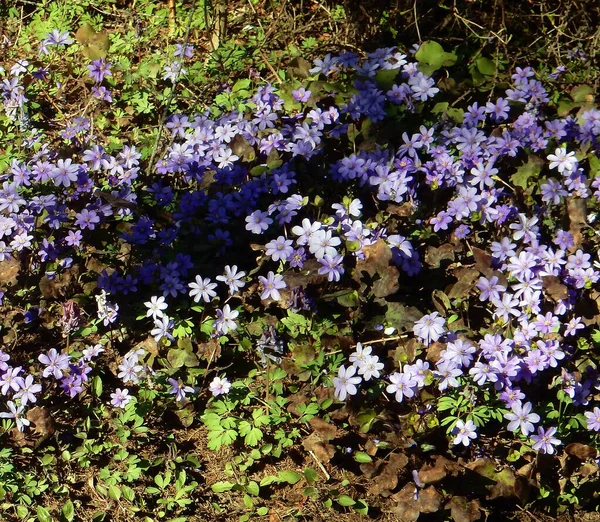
[211,481,235,493]
[62,500,74,522]
[166,347,199,368]
[260,475,278,487]
[354,499,369,515]
[337,495,356,507]
[121,485,135,502]
[92,375,103,398]
[37,506,52,522]
[476,57,496,76]
[256,507,268,516]
[108,485,121,501]
[571,84,594,103]
[304,467,318,485]
[511,154,544,189]
[277,470,302,485]
[246,481,260,496]
[354,452,372,463]
[415,41,457,73]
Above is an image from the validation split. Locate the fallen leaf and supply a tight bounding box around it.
[447,496,481,522]
[367,452,409,496]
[353,240,400,298]
[418,455,462,485]
[425,243,456,268]
[302,432,335,463]
[309,417,337,441]
[567,197,587,249]
[542,275,569,303]
[447,268,480,300]
[0,256,20,287]
[565,443,598,460]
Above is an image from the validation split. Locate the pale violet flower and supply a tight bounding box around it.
[332,365,362,401]
[0,401,30,431]
[452,419,477,446]
[504,400,540,437]
[209,376,231,396]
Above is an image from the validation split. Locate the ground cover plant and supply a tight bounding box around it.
[1,1,600,521]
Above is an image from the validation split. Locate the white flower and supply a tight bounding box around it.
[209,376,231,396]
[547,147,578,174]
[144,295,168,320]
[452,420,477,446]
[332,365,362,401]
[188,276,218,303]
[356,355,384,381]
[0,401,30,432]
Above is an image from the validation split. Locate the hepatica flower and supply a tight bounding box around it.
[188,276,218,303]
[584,407,600,431]
[413,312,445,345]
[110,388,132,408]
[333,365,362,401]
[144,295,168,320]
[504,401,540,437]
[209,376,231,396]
[216,265,246,296]
[452,420,477,446]
[258,271,286,301]
[530,426,561,454]
[0,401,30,432]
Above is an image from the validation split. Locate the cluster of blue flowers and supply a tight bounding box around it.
[1,30,600,458]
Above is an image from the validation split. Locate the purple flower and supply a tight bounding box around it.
[51,159,79,187]
[265,236,294,262]
[38,349,71,379]
[452,420,477,446]
[413,312,445,345]
[585,407,600,431]
[292,87,311,102]
[245,210,273,234]
[60,375,83,398]
[0,366,24,395]
[110,388,132,408]
[214,304,239,335]
[14,375,42,405]
[531,426,561,454]
[209,376,231,396]
[74,208,100,230]
[386,372,417,402]
[168,378,195,402]
[505,401,540,436]
[318,254,345,282]
[87,59,112,83]
[258,271,286,301]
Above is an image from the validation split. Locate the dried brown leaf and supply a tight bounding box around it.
[425,243,456,268]
[302,432,335,463]
[447,496,481,522]
[566,442,598,460]
[309,417,337,441]
[542,275,569,303]
[0,257,20,287]
[353,240,400,298]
